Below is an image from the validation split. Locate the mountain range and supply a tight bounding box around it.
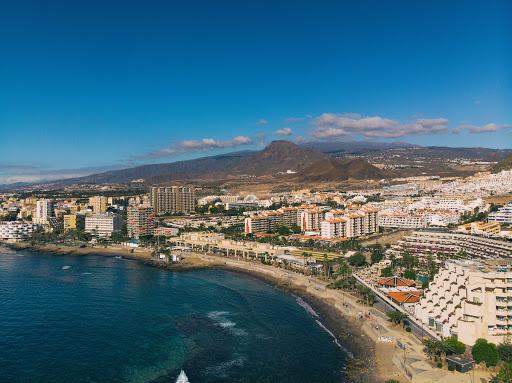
[3,140,512,190]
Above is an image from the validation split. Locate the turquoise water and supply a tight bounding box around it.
[0,247,348,382]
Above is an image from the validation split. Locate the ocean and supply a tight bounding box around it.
[0,247,348,382]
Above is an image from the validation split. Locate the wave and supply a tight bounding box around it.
[295,295,353,358]
[315,319,354,358]
[207,311,247,336]
[295,296,320,318]
[203,355,246,377]
[62,265,71,270]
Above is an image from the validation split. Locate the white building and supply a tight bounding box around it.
[85,213,122,237]
[33,199,54,225]
[378,213,428,229]
[0,221,39,240]
[415,259,512,345]
[489,203,512,224]
[390,230,512,259]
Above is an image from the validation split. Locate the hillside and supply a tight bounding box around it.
[295,157,386,182]
[43,141,328,186]
[8,140,512,190]
[493,154,512,173]
[232,140,326,176]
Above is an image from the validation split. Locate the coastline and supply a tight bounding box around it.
[2,241,404,382]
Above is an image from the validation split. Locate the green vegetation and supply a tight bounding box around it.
[498,338,512,363]
[423,337,465,365]
[370,244,384,264]
[381,267,393,277]
[460,210,488,224]
[347,252,367,267]
[472,338,500,367]
[492,363,512,383]
[386,310,408,325]
[403,269,416,280]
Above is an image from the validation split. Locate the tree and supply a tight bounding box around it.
[442,337,466,355]
[386,310,408,325]
[498,338,512,363]
[399,251,417,269]
[348,253,367,267]
[472,338,500,367]
[381,267,393,277]
[322,254,331,279]
[277,226,291,236]
[403,269,416,280]
[492,363,512,383]
[423,339,438,360]
[302,251,310,270]
[335,259,351,281]
[370,245,384,264]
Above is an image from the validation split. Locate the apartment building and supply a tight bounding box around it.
[489,203,512,224]
[244,205,316,234]
[244,211,286,234]
[0,222,39,241]
[33,199,54,225]
[63,213,86,232]
[300,209,324,231]
[89,196,108,213]
[127,206,155,239]
[458,221,501,237]
[150,186,195,215]
[379,213,428,229]
[390,230,512,259]
[85,213,122,237]
[415,259,512,345]
[321,218,347,238]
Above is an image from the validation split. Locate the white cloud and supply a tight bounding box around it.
[0,165,124,185]
[461,123,511,134]
[275,127,293,136]
[312,113,449,139]
[257,118,268,125]
[140,135,253,159]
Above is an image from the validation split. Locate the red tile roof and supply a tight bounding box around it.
[386,291,422,304]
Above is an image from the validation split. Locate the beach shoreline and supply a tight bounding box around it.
[1,241,404,382]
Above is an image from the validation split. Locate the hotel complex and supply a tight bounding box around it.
[415,259,512,345]
[390,230,512,259]
[150,186,195,215]
[127,206,155,239]
[84,213,122,237]
[244,205,378,239]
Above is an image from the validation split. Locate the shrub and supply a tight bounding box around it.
[405,327,412,332]
[437,362,443,368]
[472,338,500,367]
[348,253,367,267]
[443,336,466,355]
[498,339,512,363]
[403,269,416,280]
[381,267,393,277]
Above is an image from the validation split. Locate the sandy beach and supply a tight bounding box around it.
[2,241,405,382]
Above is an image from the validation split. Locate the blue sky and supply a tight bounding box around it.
[0,0,511,183]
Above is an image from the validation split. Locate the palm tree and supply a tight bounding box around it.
[335,259,351,282]
[302,251,310,272]
[322,254,330,280]
[423,339,437,360]
[386,310,408,325]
